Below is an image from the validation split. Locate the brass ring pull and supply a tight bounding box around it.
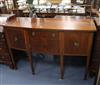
[14,37,18,41]
[74,42,80,47]
[32,32,35,36]
[52,33,55,37]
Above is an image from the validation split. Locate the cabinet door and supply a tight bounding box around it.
[30,30,60,54]
[5,28,26,50]
[64,32,92,56]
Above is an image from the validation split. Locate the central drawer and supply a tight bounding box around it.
[30,30,60,54]
[63,31,92,56]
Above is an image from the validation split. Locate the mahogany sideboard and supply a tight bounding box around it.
[3,16,96,79]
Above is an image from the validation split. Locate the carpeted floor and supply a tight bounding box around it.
[0,55,95,85]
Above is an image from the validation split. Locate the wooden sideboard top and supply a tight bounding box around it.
[3,16,96,31]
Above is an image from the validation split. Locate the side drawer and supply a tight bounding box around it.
[5,28,27,50]
[64,32,93,56]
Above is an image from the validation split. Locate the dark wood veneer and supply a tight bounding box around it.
[3,16,96,79]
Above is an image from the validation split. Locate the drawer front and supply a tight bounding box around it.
[30,31,60,54]
[5,28,26,49]
[39,31,59,40]
[64,32,92,55]
[46,40,60,54]
[31,39,46,53]
[31,31,59,40]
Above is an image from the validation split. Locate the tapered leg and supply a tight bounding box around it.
[60,55,64,79]
[9,62,17,69]
[9,50,17,69]
[84,55,91,80]
[27,52,35,74]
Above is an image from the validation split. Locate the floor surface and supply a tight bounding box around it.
[0,56,94,85]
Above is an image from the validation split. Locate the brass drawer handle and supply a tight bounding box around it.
[32,32,35,36]
[52,33,55,37]
[73,42,80,47]
[14,37,18,41]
